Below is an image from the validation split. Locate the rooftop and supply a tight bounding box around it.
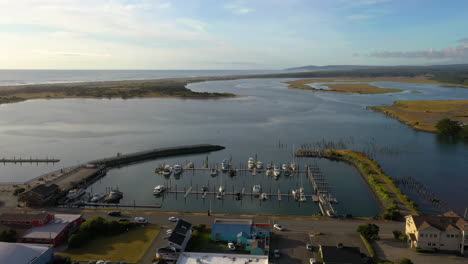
[22,214,81,240]
[28,184,59,197]
[214,219,253,225]
[408,212,468,231]
[0,212,51,222]
[320,245,364,264]
[0,242,52,264]
[176,252,268,264]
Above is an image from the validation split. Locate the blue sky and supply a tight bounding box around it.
[0,0,467,69]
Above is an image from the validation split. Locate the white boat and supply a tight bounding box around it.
[90,193,104,202]
[273,165,281,177]
[210,168,218,176]
[281,164,288,170]
[260,193,268,200]
[218,185,225,193]
[290,163,297,171]
[216,193,223,199]
[67,189,85,200]
[265,169,272,176]
[173,165,183,175]
[153,185,165,195]
[221,159,229,171]
[266,163,272,170]
[162,165,172,176]
[252,184,262,195]
[186,161,194,169]
[299,194,307,202]
[104,187,123,203]
[247,157,255,169]
[256,161,263,169]
[291,189,298,200]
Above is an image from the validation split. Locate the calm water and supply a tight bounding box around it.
[0,73,467,216]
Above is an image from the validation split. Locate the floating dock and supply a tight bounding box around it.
[307,165,336,217]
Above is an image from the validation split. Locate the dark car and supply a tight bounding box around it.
[107,211,121,217]
[119,218,129,222]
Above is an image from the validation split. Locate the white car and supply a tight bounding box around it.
[96,261,105,264]
[306,243,313,251]
[227,242,236,251]
[134,217,148,224]
[274,249,280,258]
[273,224,284,231]
[309,258,319,264]
[168,217,179,222]
[166,229,172,234]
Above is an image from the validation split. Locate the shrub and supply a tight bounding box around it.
[398,258,414,264]
[357,223,379,240]
[392,230,402,239]
[435,118,462,136]
[0,229,17,242]
[53,255,72,264]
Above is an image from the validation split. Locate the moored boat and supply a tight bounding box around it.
[221,159,229,171]
[162,165,172,177]
[252,184,262,195]
[153,185,166,195]
[90,193,104,203]
[256,161,263,169]
[273,165,281,177]
[260,193,268,200]
[67,189,85,200]
[173,164,183,175]
[210,168,218,176]
[104,187,123,203]
[247,157,255,169]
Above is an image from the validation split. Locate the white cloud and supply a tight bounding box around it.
[224,1,254,15]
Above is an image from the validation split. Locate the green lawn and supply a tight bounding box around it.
[59,226,160,263]
[187,229,250,254]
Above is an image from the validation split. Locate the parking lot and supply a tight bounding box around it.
[269,230,315,264]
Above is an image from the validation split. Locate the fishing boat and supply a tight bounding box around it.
[104,187,123,203]
[252,184,262,195]
[256,161,263,169]
[90,193,104,202]
[210,168,218,176]
[221,159,229,171]
[260,193,268,200]
[281,164,288,170]
[173,164,183,175]
[247,157,255,169]
[162,165,172,177]
[67,189,85,200]
[153,185,165,195]
[273,165,281,177]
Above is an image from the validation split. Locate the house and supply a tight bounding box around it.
[0,242,54,264]
[157,219,193,263]
[20,213,83,246]
[211,218,270,255]
[405,211,468,254]
[19,184,59,206]
[176,252,269,264]
[319,244,367,264]
[0,212,54,227]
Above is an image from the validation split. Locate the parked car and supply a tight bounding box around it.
[273,224,284,231]
[166,229,172,234]
[88,261,97,264]
[103,261,112,264]
[107,211,121,217]
[168,216,179,222]
[119,218,129,222]
[274,249,280,258]
[96,261,105,264]
[134,216,148,224]
[228,242,236,251]
[309,258,319,264]
[306,243,313,251]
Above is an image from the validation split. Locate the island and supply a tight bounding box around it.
[369,100,468,132]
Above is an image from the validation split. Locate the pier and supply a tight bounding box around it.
[307,165,336,217]
[0,157,60,164]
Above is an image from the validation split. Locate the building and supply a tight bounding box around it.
[0,242,54,264]
[157,219,193,263]
[405,211,468,254]
[20,213,83,246]
[211,218,270,255]
[19,184,59,206]
[0,212,54,227]
[176,252,269,264]
[319,244,367,264]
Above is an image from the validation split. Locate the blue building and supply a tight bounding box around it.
[0,242,54,264]
[211,219,270,255]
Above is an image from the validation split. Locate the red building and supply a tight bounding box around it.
[20,214,83,246]
[0,212,54,227]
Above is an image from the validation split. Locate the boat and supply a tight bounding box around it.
[299,194,307,202]
[210,168,218,176]
[104,187,123,203]
[186,161,194,169]
[256,161,263,169]
[284,170,291,176]
[154,165,163,174]
[265,168,272,176]
[260,193,268,200]
[173,164,183,175]
[201,186,208,192]
[162,165,172,177]
[247,157,255,169]
[90,193,104,202]
[290,162,297,171]
[221,159,229,171]
[67,189,85,200]
[291,189,298,200]
[216,193,223,199]
[281,164,288,170]
[266,163,272,170]
[273,165,281,177]
[218,185,225,193]
[153,185,166,195]
[228,169,237,176]
[252,184,262,195]
[235,192,241,200]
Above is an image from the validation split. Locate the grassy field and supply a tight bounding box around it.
[284,76,468,94]
[370,100,468,132]
[322,149,419,218]
[187,229,250,254]
[58,226,160,263]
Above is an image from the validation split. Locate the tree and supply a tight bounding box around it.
[398,258,414,264]
[459,125,468,139]
[435,118,462,136]
[357,224,380,240]
[0,229,17,242]
[392,230,402,239]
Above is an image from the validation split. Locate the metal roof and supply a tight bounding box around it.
[0,242,52,264]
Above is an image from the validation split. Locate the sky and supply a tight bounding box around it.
[0,0,467,69]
